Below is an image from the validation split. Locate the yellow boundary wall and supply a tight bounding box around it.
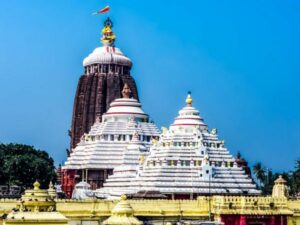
[0,197,299,224]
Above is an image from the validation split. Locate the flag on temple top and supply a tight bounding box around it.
[93,5,110,15]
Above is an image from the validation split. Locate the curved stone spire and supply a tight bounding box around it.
[70,18,139,149]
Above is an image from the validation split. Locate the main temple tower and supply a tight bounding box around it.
[70,18,139,149]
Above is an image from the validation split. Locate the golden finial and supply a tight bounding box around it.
[33,180,40,190]
[186,91,193,106]
[122,83,131,98]
[101,17,116,46]
[120,194,127,200]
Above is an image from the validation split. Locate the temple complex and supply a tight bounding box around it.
[1,9,299,224]
[70,17,139,149]
[62,84,160,197]
[95,94,260,199]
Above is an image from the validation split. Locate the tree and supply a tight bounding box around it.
[0,143,57,189]
[290,159,300,197]
[251,159,300,196]
[253,162,266,188]
[236,151,242,159]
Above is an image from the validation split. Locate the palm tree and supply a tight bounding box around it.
[253,162,266,189]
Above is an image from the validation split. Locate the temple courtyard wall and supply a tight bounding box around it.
[0,197,300,225]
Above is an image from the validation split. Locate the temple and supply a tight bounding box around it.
[95,93,260,199]
[70,17,139,149]
[1,11,300,225]
[62,84,160,197]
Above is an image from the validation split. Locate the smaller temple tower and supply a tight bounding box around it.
[62,84,160,198]
[272,175,289,198]
[103,195,142,225]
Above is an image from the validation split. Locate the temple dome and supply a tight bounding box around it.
[83,46,132,67]
[103,98,148,122]
[171,93,207,128]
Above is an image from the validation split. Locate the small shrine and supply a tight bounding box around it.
[272,175,289,198]
[103,195,142,225]
[4,181,68,225]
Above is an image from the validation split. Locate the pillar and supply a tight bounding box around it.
[104,169,107,179]
[270,215,276,225]
[240,215,247,225]
[85,169,88,183]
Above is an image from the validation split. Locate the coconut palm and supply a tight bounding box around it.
[253,162,266,189]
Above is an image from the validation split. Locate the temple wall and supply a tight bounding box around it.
[0,198,18,214]
[0,197,299,224]
[0,199,18,225]
[288,199,300,225]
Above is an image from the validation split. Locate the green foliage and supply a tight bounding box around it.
[252,160,300,197]
[290,159,300,196]
[0,143,57,189]
[253,162,266,188]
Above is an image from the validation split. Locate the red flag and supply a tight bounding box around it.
[93,6,110,15]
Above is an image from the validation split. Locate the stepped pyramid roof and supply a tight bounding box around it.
[96,94,260,198]
[63,85,160,171]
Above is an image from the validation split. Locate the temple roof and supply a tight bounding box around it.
[83,18,132,67]
[63,93,160,170]
[95,94,260,198]
[103,98,147,121]
[171,94,207,129]
[83,46,132,67]
[274,175,287,184]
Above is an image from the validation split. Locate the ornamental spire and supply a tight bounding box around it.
[186,91,193,106]
[101,17,116,46]
[33,180,40,190]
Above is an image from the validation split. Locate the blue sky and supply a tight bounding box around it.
[0,0,299,171]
